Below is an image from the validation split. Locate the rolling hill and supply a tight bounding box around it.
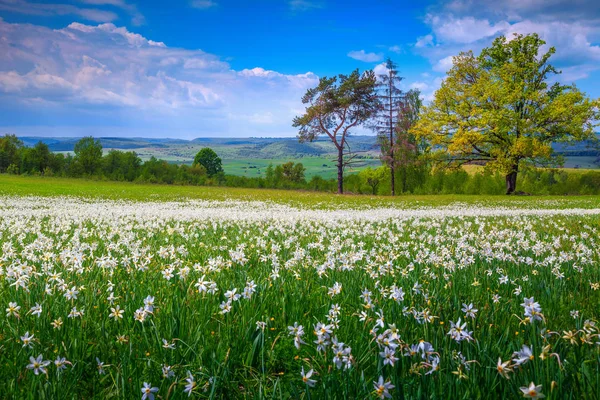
[13,134,600,178]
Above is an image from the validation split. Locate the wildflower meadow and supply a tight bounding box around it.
[1,193,600,399]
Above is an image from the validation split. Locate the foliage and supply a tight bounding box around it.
[0,134,23,172]
[2,134,600,196]
[412,33,600,194]
[74,136,103,175]
[193,148,224,177]
[370,58,404,195]
[274,162,306,184]
[359,166,386,194]
[395,89,425,193]
[293,69,379,194]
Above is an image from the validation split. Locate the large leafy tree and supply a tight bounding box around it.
[370,58,404,195]
[293,69,379,194]
[193,147,223,177]
[0,134,23,172]
[74,136,103,175]
[22,141,52,174]
[412,33,599,194]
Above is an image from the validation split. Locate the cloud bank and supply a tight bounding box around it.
[412,0,600,98]
[0,19,319,137]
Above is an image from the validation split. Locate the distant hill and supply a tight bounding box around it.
[13,134,599,176]
[17,135,382,160]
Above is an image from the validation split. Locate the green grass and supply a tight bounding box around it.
[222,157,381,179]
[2,174,600,209]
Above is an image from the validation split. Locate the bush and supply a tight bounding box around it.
[6,163,19,175]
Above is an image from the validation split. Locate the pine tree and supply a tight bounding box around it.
[370,58,404,195]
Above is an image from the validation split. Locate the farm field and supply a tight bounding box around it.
[1,176,600,399]
[222,157,382,180]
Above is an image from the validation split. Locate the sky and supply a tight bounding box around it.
[0,0,599,139]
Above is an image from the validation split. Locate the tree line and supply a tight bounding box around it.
[2,133,600,195]
[0,135,322,189]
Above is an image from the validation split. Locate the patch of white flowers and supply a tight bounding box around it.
[0,195,599,398]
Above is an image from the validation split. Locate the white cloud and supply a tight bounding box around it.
[190,0,217,9]
[0,19,320,137]
[347,50,384,62]
[0,0,118,22]
[66,22,166,47]
[427,15,510,44]
[415,2,600,87]
[406,77,443,103]
[410,82,429,91]
[415,34,434,48]
[373,62,389,77]
[0,71,29,92]
[433,55,454,72]
[505,20,600,64]
[78,0,145,25]
[389,45,403,54]
[289,0,321,11]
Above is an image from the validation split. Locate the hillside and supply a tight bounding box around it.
[14,134,600,178]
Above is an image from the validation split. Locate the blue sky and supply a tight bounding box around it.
[1,0,599,138]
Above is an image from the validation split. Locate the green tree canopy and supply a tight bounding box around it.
[412,33,600,194]
[193,148,223,177]
[22,141,51,174]
[0,134,24,172]
[359,166,386,195]
[274,162,306,184]
[74,137,103,175]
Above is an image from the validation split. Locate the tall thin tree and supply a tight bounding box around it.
[370,58,403,195]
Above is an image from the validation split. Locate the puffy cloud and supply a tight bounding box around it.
[0,0,118,22]
[445,0,600,23]
[413,77,444,102]
[504,20,600,65]
[373,62,389,77]
[415,34,434,48]
[66,22,166,46]
[0,19,319,137]
[78,0,145,25]
[0,71,29,92]
[415,1,600,87]
[427,15,510,44]
[433,55,454,72]
[347,50,383,62]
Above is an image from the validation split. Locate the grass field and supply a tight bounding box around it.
[2,174,600,209]
[1,175,600,399]
[222,157,382,179]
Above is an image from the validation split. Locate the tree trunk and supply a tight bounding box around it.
[505,164,519,195]
[389,77,395,196]
[390,159,395,196]
[337,147,344,194]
